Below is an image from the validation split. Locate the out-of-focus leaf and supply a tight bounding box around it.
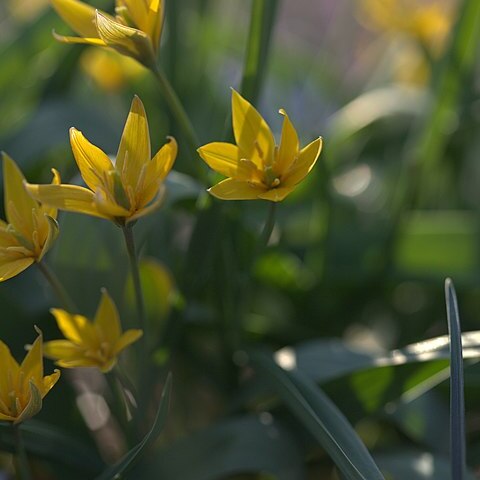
[95,373,172,480]
[249,350,385,480]
[0,420,103,475]
[164,171,203,206]
[137,415,305,480]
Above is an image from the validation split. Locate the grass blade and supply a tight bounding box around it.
[445,279,466,480]
[95,374,172,480]
[249,350,385,480]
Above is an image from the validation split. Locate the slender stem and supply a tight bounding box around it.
[260,201,277,248]
[13,425,32,480]
[121,224,146,335]
[37,261,77,312]
[150,64,206,181]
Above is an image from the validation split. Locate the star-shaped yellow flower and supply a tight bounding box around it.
[0,154,60,282]
[44,289,143,373]
[50,0,164,67]
[26,96,177,226]
[0,331,60,424]
[198,90,323,202]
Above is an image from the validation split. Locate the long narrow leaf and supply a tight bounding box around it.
[95,374,172,480]
[249,350,385,480]
[445,279,466,480]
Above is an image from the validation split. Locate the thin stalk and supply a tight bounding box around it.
[13,425,31,480]
[37,261,77,312]
[121,224,146,335]
[260,201,277,248]
[150,64,206,181]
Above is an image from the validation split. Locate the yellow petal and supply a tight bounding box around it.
[15,380,42,424]
[276,109,299,175]
[94,290,121,345]
[116,96,151,189]
[117,0,148,31]
[42,370,61,397]
[126,185,165,224]
[96,12,154,66]
[231,89,275,168]
[20,334,43,392]
[283,137,323,187]
[0,258,35,282]
[51,0,99,38]
[257,186,296,202]
[41,169,62,220]
[114,329,143,355]
[146,0,164,50]
[50,309,98,347]
[2,153,38,239]
[93,188,132,219]
[208,178,267,200]
[0,339,19,401]
[25,183,111,220]
[37,215,59,262]
[52,31,106,46]
[70,128,114,192]
[140,137,177,207]
[0,412,16,422]
[197,142,243,178]
[43,340,83,361]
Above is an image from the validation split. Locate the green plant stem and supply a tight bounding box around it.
[121,224,146,335]
[13,425,31,480]
[37,261,77,312]
[150,64,206,181]
[260,201,276,248]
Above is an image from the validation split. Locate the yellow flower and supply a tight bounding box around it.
[0,154,60,282]
[50,0,164,67]
[0,331,60,424]
[26,96,177,226]
[44,289,143,373]
[198,90,323,202]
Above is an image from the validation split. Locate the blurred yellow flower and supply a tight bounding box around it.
[51,0,165,67]
[0,332,60,424]
[359,0,451,51]
[198,90,322,202]
[0,154,60,282]
[44,289,143,373]
[80,48,146,92]
[26,96,177,226]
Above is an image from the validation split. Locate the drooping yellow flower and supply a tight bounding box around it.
[44,289,142,373]
[198,90,323,202]
[26,96,177,226]
[0,332,60,424]
[50,0,164,67]
[0,154,60,282]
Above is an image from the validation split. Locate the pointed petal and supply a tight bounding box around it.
[0,412,16,422]
[146,0,164,50]
[50,0,99,38]
[283,137,322,187]
[2,153,38,238]
[116,96,151,189]
[41,169,62,220]
[126,185,165,224]
[70,128,113,192]
[20,334,43,392]
[37,215,59,262]
[276,109,299,174]
[208,178,266,201]
[50,309,97,347]
[43,340,84,361]
[257,186,296,202]
[52,31,106,45]
[94,290,121,345]
[231,89,275,168]
[25,183,111,220]
[96,12,154,65]
[0,258,35,282]
[114,329,143,355]
[197,142,243,178]
[14,381,42,424]
[42,370,61,397]
[0,340,19,402]
[117,0,148,30]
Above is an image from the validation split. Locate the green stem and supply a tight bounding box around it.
[121,224,146,335]
[260,201,277,248]
[13,425,31,480]
[150,64,206,181]
[37,261,77,312]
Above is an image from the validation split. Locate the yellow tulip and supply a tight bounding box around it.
[26,96,177,226]
[44,289,143,373]
[50,0,164,67]
[0,331,60,424]
[198,90,323,202]
[0,154,60,282]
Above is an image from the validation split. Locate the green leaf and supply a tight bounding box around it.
[445,279,466,480]
[95,373,172,480]
[249,350,385,480]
